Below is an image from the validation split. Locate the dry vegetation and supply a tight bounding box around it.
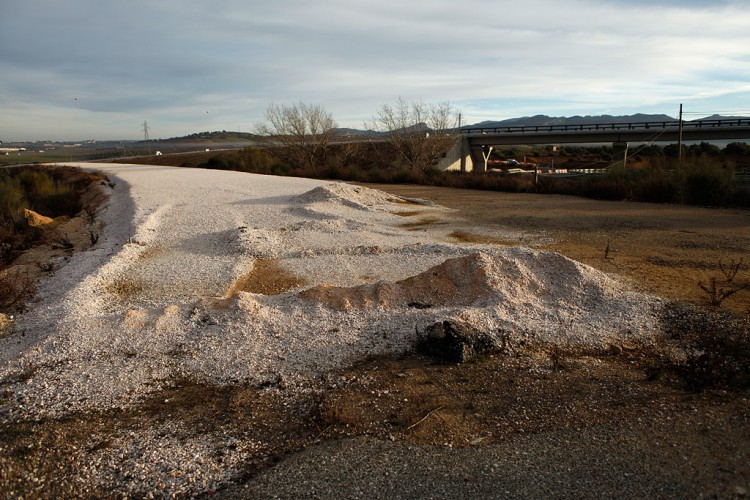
[0,166,110,314]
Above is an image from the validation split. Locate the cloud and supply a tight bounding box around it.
[0,0,748,140]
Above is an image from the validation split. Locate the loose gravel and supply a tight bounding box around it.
[0,163,674,497]
[1,163,661,420]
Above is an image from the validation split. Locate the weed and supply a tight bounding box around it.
[698,259,748,308]
[660,302,750,391]
[50,233,74,251]
[37,261,57,273]
[0,269,35,313]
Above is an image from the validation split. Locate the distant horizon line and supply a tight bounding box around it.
[5,112,750,144]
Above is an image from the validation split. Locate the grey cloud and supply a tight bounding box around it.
[1,0,748,140]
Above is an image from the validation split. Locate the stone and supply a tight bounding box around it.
[607,343,623,356]
[23,208,54,227]
[417,320,497,363]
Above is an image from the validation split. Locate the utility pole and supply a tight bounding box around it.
[677,103,683,166]
[142,120,152,155]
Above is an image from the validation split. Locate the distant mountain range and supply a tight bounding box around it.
[163,114,748,142]
[465,113,674,129]
[462,113,750,130]
[336,113,748,137]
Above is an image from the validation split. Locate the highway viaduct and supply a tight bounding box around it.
[437,118,750,172]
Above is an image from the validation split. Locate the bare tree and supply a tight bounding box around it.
[367,97,458,171]
[256,102,338,171]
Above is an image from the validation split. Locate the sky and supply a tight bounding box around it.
[1,0,749,141]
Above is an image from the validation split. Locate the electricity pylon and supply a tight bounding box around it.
[142,120,152,155]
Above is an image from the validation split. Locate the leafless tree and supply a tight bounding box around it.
[256,102,338,171]
[367,97,459,171]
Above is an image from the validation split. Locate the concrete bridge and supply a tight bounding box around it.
[437,118,750,172]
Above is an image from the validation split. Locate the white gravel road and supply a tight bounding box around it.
[1,163,661,421]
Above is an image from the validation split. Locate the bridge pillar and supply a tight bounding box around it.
[468,144,492,173]
[612,141,628,168]
[436,137,474,172]
[460,137,468,172]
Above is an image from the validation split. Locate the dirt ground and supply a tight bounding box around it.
[365,184,750,313]
[2,181,749,497]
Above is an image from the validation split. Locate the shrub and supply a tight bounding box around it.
[660,302,750,391]
[13,169,78,217]
[0,176,26,224]
[187,143,746,209]
[579,176,630,201]
[682,161,733,206]
[731,186,750,208]
[632,170,679,203]
[723,142,750,157]
[698,259,748,308]
[0,269,35,313]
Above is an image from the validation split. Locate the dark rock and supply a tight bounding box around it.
[607,343,623,356]
[417,320,497,363]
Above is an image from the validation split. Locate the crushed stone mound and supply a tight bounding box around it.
[0,167,663,423]
[299,252,495,310]
[297,250,635,316]
[290,183,405,210]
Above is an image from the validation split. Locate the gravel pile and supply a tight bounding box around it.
[0,163,668,496]
[1,164,662,420]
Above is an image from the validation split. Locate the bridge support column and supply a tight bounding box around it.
[469,144,492,173]
[481,145,493,172]
[612,141,628,168]
[460,137,468,172]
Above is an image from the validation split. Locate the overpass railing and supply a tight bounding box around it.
[460,118,750,136]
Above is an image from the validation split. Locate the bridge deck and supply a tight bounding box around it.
[460,118,750,145]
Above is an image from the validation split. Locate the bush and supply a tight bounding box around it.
[660,303,750,391]
[579,177,630,201]
[682,161,733,206]
[0,269,36,313]
[731,186,750,208]
[724,142,750,157]
[188,143,747,209]
[0,166,106,270]
[632,170,679,203]
[0,176,26,224]
[13,169,78,217]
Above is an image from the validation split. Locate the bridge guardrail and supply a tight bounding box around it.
[460,118,750,136]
